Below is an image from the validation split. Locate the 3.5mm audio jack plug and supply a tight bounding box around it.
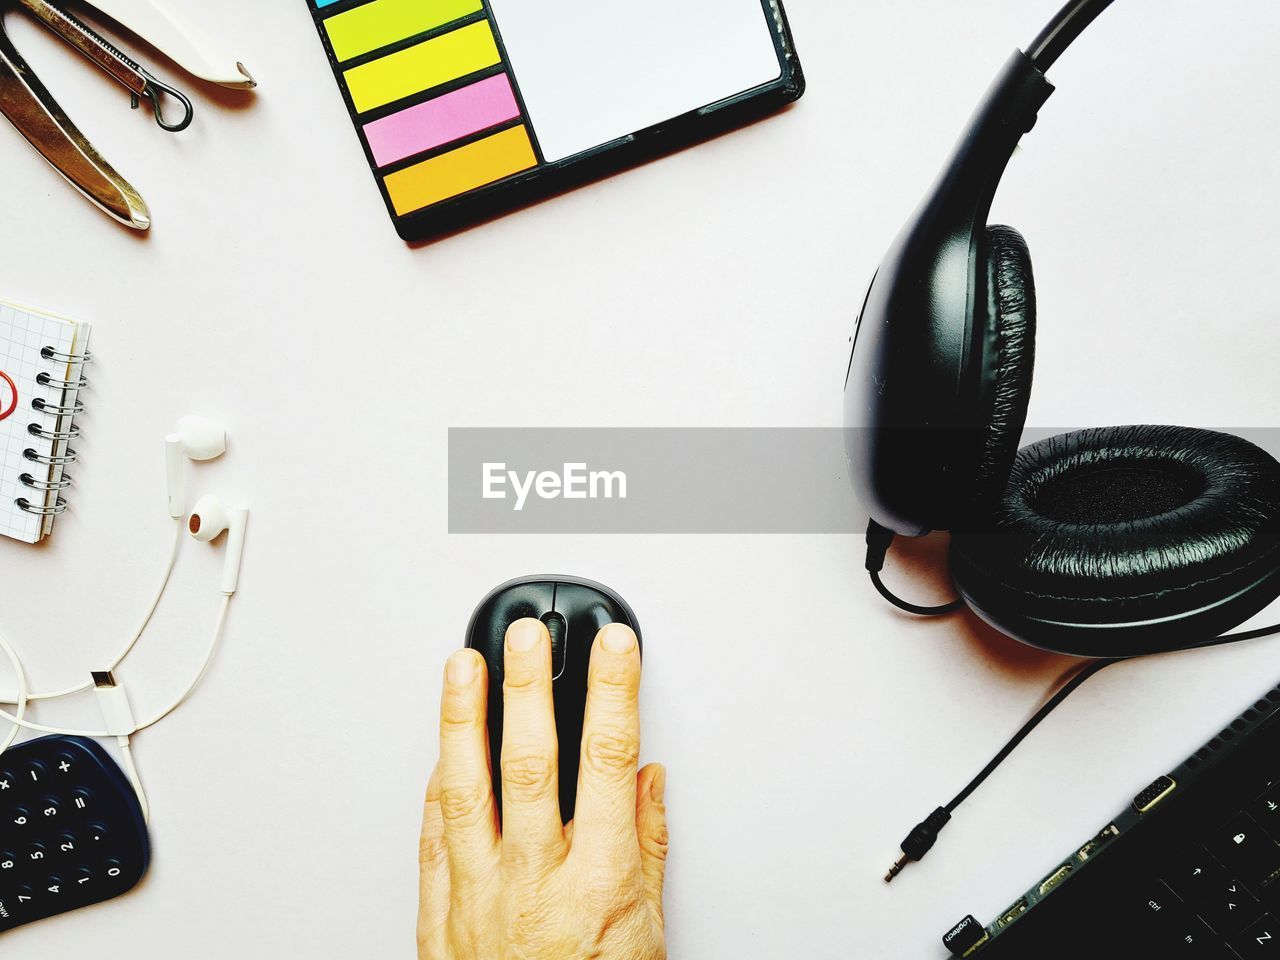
[885,807,952,883]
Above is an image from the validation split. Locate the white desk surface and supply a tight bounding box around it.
[2,1,1279,956]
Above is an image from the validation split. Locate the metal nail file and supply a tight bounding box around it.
[0,14,151,229]
[0,0,254,228]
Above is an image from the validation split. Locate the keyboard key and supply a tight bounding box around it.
[1166,846,1233,901]
[1203,877,1263,936]
[1139,883,1180,925]
[1212,815,1280,889]
[1168,914,1234,957]
[1233,915,1280,954]
[1256,789,1280,842]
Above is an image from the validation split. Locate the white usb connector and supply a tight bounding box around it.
[92,671,151,823]
[92,671,137,737]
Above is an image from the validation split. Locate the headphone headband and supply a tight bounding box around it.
[843,52,1052,535]
[842,1,1119,536]
[1028,1,1116,72]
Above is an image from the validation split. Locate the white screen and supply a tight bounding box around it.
[491,0,784,163]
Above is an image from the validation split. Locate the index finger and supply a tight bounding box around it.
[569,623,642,861]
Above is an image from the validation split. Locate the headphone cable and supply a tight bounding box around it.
[883,621,1280,883]
[865,520,966,616]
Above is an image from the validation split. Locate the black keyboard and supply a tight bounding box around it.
[0,736,150,934]
[1138,796,1280,957]
[944,684,1280,959]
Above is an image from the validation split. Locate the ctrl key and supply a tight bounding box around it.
[1234,916,1280,955]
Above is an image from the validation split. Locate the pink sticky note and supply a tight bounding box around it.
[364,73,522,168]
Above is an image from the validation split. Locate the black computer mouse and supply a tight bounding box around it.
[466,575,642,823]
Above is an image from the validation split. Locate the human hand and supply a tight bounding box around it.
[419,618,668,960]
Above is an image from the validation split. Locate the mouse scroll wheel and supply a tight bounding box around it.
[541,612,568,679]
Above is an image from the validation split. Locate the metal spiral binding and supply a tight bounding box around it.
[19,472,72,492]
[15,497,68,516]
[18,344,91,517]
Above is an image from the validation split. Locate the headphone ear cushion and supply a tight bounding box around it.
[951,426,1280,655]
[970,225,1037,514]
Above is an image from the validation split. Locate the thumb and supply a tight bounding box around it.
[635,763,669,919]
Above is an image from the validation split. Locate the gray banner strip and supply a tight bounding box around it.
[448,427,1280,534]
[449,428,864,533]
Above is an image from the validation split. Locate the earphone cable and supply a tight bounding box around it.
[0,592,234,739]
[0,518,184,705]
[0,629,29,756]
[118,736,150,824]
[134,594,232,731]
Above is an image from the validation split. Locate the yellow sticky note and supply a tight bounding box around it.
[324,0,483,63]
[384,125,537,215]
[344,20,501,114]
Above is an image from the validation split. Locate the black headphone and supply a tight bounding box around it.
[843,0,1280,659]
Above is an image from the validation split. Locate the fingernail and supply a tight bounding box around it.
[650,764,666,803]
[507,618,545,652]
[446,650,476,684]
[601,623,637,653]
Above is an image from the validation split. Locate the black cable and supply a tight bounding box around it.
[943,659,1117,813]
[884,620,1280,883]
[869,570,966,617]
[1026,0,1116,71]
[864,520,965,617]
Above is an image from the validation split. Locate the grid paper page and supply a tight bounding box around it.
[0,301,88,543]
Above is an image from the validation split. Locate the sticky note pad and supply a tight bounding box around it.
[307,0,805,240]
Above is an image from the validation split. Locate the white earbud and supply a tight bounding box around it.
[189,494,249,596]
[165,416,227,518]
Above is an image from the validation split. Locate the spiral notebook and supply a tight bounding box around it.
[0,300,91,543]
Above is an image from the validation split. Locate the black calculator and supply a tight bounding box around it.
[1,736,150,934]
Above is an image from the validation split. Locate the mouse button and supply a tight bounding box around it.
[555,584,638,651]
[540,612,568,679]
[467,582,557,675]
